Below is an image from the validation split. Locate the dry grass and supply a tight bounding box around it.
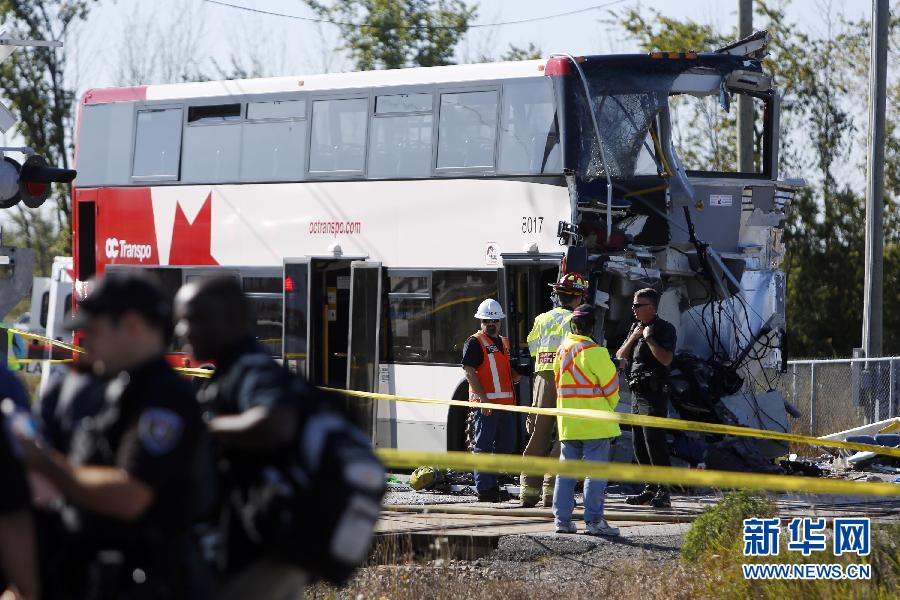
[308,558,709,600]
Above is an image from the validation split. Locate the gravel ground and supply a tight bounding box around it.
[384,486,477,505]
[309,528,689,599]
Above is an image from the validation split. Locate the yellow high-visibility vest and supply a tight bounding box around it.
[553,333,621,441]
[527,307,573,373]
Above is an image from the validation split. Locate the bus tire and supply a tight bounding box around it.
[446,382,470,452]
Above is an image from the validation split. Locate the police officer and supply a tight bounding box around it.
[520,272,587,508]
[16,272,213,599]
[0,422,39,599]
[38,357,107,455]
[615,287,677,508]
[462,298,521,502]
[174,277,307,599]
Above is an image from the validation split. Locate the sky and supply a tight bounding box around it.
[0,0,882,228]
[68,0,874,91]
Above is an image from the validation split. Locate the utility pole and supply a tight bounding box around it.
[862,0,888,358]
[737,0,754,172]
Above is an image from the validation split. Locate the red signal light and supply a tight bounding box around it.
[544,56,573,76]
[284,276,295,292]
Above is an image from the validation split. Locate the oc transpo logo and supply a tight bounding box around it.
[104,237,152,262]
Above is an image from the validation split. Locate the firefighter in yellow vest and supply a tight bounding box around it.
[519,272,587,508]
[552,304,621,536]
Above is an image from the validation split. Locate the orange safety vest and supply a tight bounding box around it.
[553,333,621,440]
[468,331,515,406]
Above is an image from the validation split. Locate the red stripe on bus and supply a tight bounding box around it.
[83,86,148,105]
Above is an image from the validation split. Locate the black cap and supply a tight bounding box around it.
[67,272,173,334]
[571,304,595,318]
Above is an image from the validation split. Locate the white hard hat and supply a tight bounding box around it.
[474,298,505,320]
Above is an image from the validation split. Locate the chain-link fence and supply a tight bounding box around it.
[776,357,899,437]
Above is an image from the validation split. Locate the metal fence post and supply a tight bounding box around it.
[810,362,817,436]
[791,363,797,408]
[890,358,896,417]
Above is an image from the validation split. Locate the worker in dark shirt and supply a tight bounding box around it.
[0,423,40,600]
[174,276,307,599]
[15,272,214,599]
[461,298,521,502]
[616,287,677,508]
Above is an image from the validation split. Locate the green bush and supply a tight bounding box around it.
[681,490,777,564]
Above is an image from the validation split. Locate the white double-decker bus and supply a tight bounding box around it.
[73,33,798,454]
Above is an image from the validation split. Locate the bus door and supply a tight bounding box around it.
[345,261,382,437]
[500,253,562,444]
[283,255,368,374]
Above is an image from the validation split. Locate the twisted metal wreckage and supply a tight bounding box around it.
[546,32,808,473]
[458,32,820,479]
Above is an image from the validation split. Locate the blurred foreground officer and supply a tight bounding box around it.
[38,357,107,455]
[177,276,386,595]
[552,305,620,537]
[0,423,39,599]
[17,272,213,600]
[462,299,520,502]
[175,277,308,598]
[520,272,587,508]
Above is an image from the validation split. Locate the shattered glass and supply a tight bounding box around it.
[593,92,665,178]
[576,68,680,181]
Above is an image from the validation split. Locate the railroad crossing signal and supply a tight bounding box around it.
[0,154,76,209]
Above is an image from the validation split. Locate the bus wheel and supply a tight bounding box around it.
[446,384,470,452]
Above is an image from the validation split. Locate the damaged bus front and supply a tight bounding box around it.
[546,33,803,470]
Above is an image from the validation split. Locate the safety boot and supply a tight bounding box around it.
[541,485,554,508]
[625,486,655,505]
[520,496,539,508]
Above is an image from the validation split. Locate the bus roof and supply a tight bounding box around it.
[83,59,548,105]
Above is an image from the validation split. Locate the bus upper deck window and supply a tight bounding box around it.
[188,104,242,124]
[437,91,499,170]
[132,107,183,179]
[309,98,368,173]
[499,79,561,175]
[370,93,434,179]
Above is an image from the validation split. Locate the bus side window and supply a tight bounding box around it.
[382,270,500,365]
[309,98,368,173]
[384,272,432,363]
[369,93,433,178]
[499,79,561,175]
[182,104,242,183]
[430,270,499,364]
[437,91,499,170]
[241,100,307,182]
[132,107,183,179]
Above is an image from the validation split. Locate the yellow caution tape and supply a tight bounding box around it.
[11,327,896,463]
[377,449,900,498]
[325,388,900,459]
[16,358,74,364]
[7,328,84,354]
[175,367,214,378]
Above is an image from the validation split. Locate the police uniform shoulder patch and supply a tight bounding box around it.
[137,408,184,455]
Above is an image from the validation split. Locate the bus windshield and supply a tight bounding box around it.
[565,54,773,182]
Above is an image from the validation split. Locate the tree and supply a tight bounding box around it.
[0,0,94,273]
[304,0,476,70]
[114,1,208,86]
[497,42,543,61]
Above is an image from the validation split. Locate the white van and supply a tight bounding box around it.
[37,257,74,395]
